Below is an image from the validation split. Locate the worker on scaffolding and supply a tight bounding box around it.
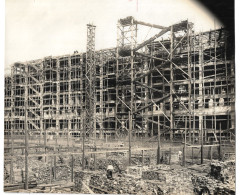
[106,164,114,179]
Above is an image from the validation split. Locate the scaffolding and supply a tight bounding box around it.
[4,17,235,142]
[4,16,235,189]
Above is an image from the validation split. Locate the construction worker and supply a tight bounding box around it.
[178,151,183,162]
[106,164,114,179]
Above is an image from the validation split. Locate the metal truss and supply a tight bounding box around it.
[85,24,96,137]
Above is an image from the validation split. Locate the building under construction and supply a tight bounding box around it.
[4,16,235,141]
[4,16,235,193]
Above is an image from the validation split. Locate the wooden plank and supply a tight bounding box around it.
[82,181,95,194]
[89,184,112,194]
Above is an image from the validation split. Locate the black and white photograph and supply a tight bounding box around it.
[2,0,236,194]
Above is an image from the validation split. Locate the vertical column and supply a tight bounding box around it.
[80,55,84,140]
[183,116,187,166]
[85,24,96,138]
[187,21,192,143]
[200,115,203,164]
[170,26,174,141]
[129,17,135,165]
[144,56,149,137]
[157,115,161,164]
[24,65,29,190]
[10,67,15,184]
[40,62,44,141]
[68,56,71,151]
[99,52,104,139]
[193,32,196,144]
[214,29,217,141]
[198,34,203,141]
[56,58,60,144]
[115,25,119,137]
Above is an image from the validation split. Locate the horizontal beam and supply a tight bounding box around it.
[134,20,188,52]
[146,118,170,130]
[134,81,163,93]
[134,27,171,51]
[134,20,166,29]
[135,51,168,62]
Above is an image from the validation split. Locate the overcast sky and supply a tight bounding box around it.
[5,0,222,74]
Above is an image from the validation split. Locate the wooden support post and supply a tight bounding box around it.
[44,114,47,163]
[10,156,13,184]
[128,111,132,166]
[192,148,194,164]
[24,76,29,190]
[201,117,203,164]
[183,117,187,166]
[169,148,171,165]
[187,21,192,144]
[71,155,74,182]
[210,146,213,162]
[67,119,70,152]
[54,147,56,180]
[82,111,86,170]
[50,157,52,184]
[157,115,161,164]
[219,123,222,160]
[10,128,14,184]
[170,26,174,141]
[94,145,96,171]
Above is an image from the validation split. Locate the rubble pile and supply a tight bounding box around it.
[89,174,142,194]
[4,165,10,183]
[191,174,235,195]
[210,160,235,184]
[127,166,145,177]
[55,165,71,181]
[191,161,235,194]
[30,164,50,184]
[92,158,125,173]
[142,170,166,181]
[74,171,91,192]
[88,164,195,195]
